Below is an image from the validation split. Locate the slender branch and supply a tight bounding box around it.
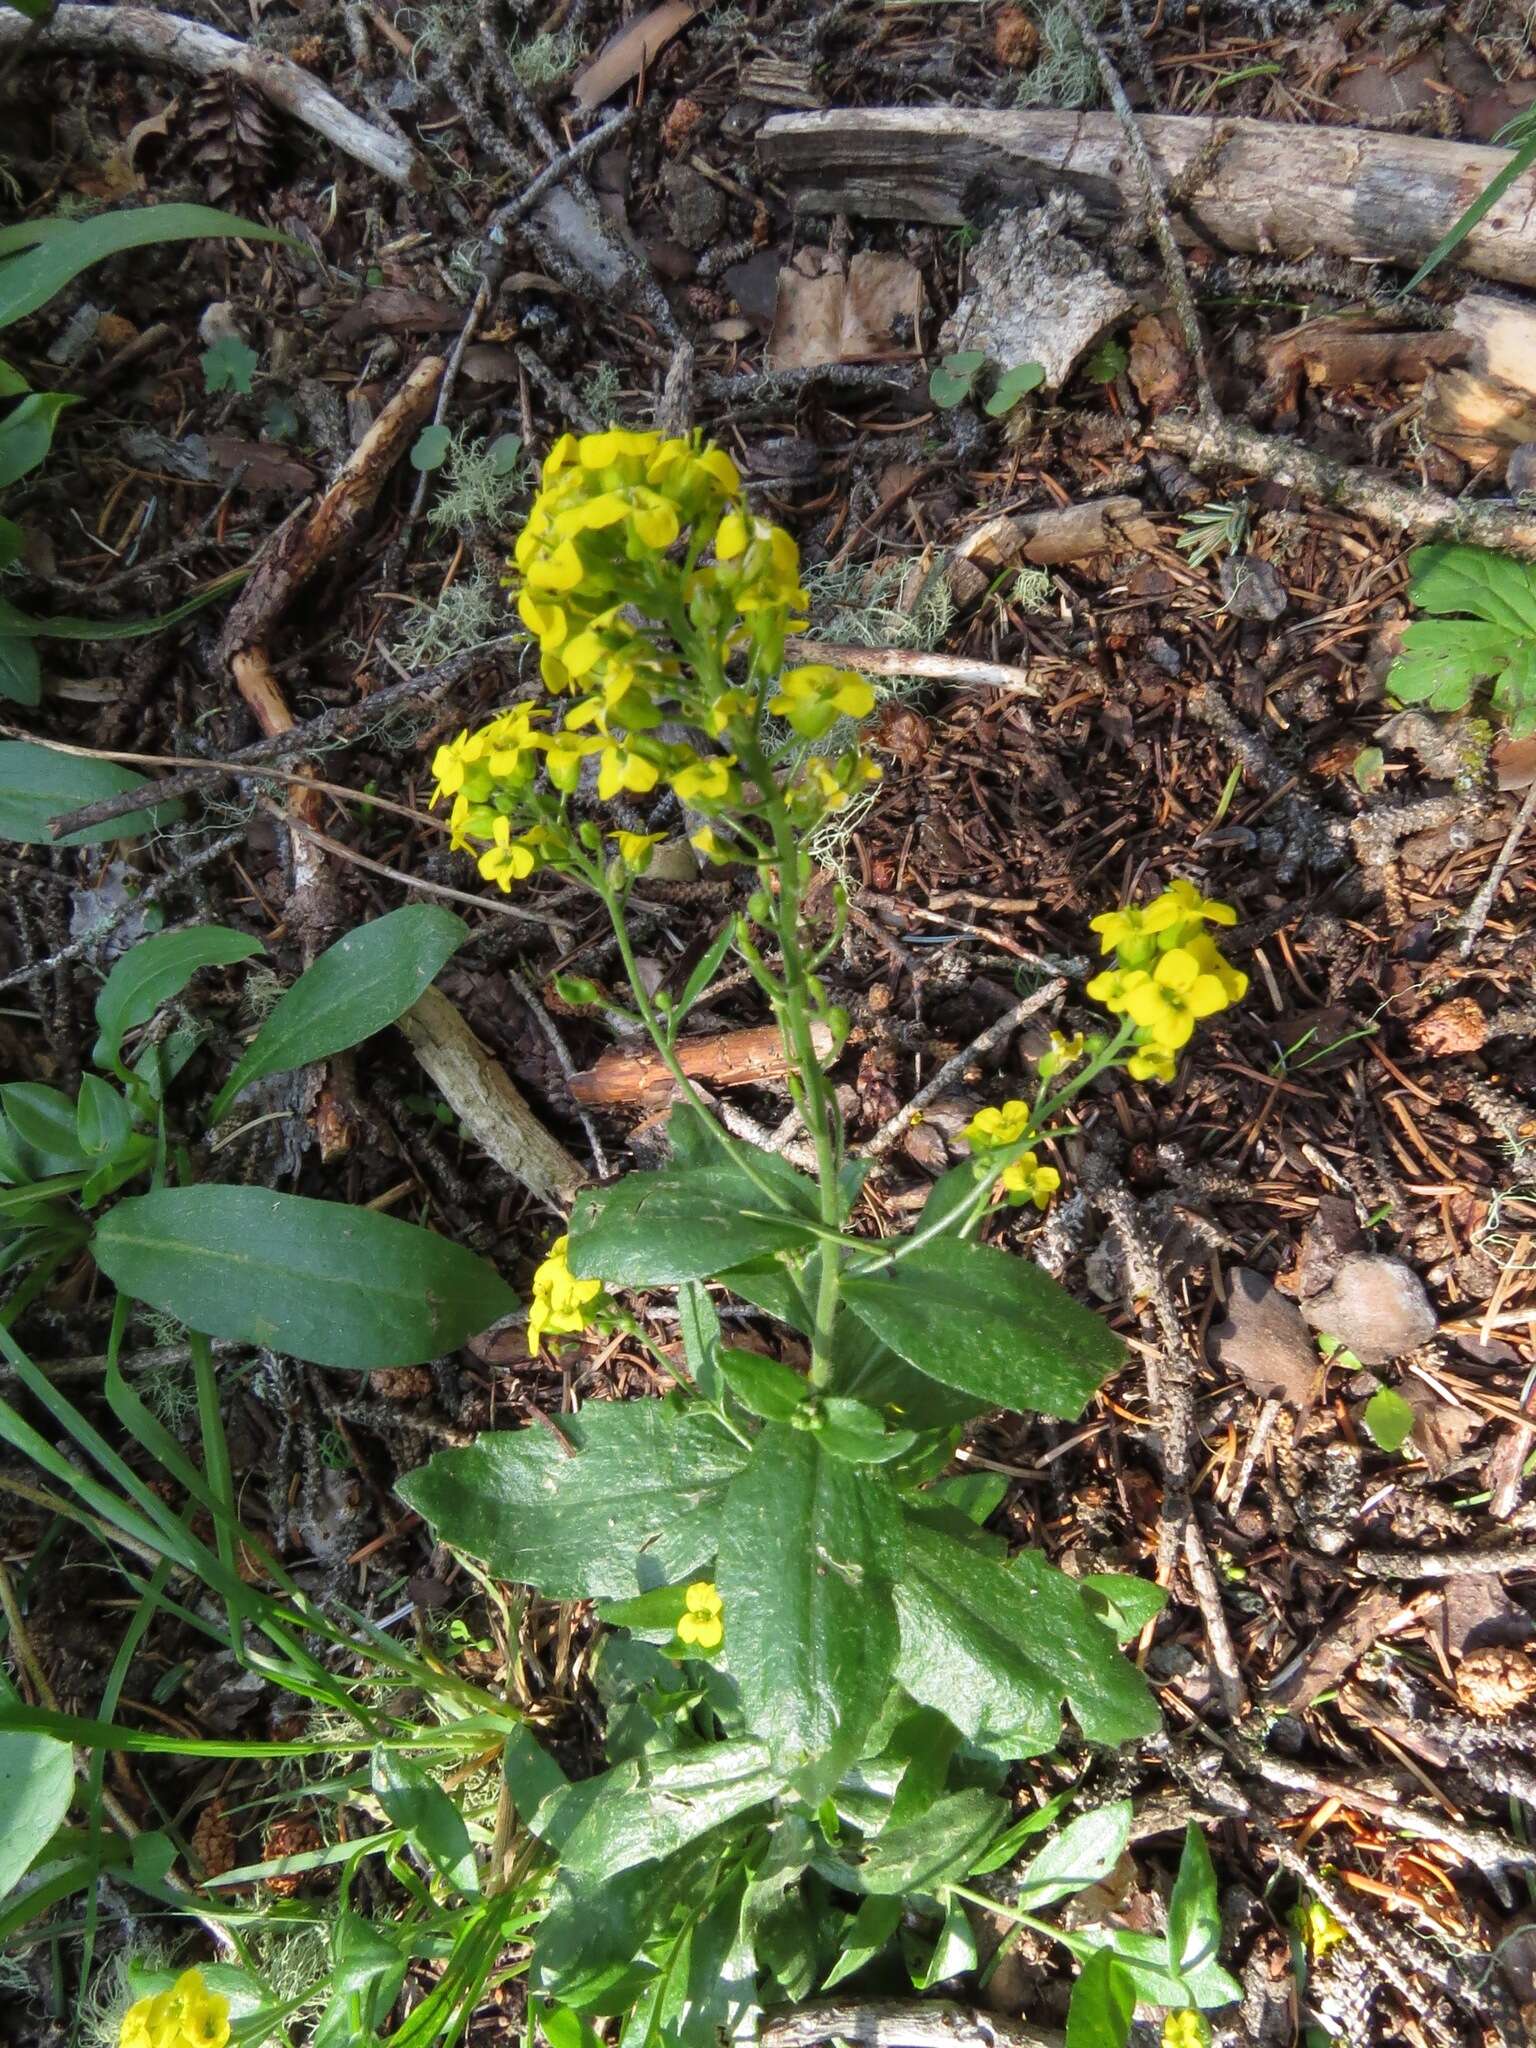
[1458,774,1536,959]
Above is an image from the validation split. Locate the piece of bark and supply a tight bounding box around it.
[1267,1586,1412,1710]
[757,108,1536,288]
[1259,315,1466,395]
[937,203,1133,394]
[1423,291,1536,465]
[571,1020,833,1107]
[0,6,426,188]
[951,498,1158,588]
[1207,1268,1320,1409]
[571,0,698,112]
[399,987,584,1209]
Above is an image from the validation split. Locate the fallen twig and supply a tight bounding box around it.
[572,1020,834,1108]
[785,640,1041,697]
[0,5,426,188]
[1458,774,1536,959]
[859,982,1064,1161]
[1152,412,1536,556]
[397,986,584,1211]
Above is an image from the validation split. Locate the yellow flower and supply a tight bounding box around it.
[118,1970,230,2048]
[671,754,736,807]
[963,1100,1033,1150]
[999,1151,1060,1210]
[769,664,875,739]
[477,818,548,891]
[1180,930,1248,1005]
[1120,946,1230,1050]
[690,824,741,864]
[705,687,755,735]
[1089,897,1183,964]
[544,728,602,794]
[517,589,569,646]
[597,741,662,801]
[1126,1036,1179,1084]
[524,538,586,592]
[609,829,667,869]
[1154,877,1237,938]
[1036,1030,1086,1081]
[786,750,879,821]
[1085,966,1149,1016]
[1291,1897,1347,1960]
[527,1234,605,1355]
[676,1579,724,1651]
[1161,2015,1211,2048]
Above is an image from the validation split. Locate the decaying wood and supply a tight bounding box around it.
[0,5,426,189]
[1150,412,1536,558]
[948,495,1160,602]
[757,108,1536,288]
[784,638,1039,696]
[1259,315,1467,396]
[399,987,585,1210]
[1423,291,1536,464]
[571,1020,833,1108]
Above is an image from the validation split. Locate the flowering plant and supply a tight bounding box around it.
[400,428,1244,2043]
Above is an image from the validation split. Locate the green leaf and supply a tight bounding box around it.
[0,1673,73,1903]
[488,432,523,474]
[537,1739,781,1883]
[370,1751,478,1893]
[0,741,184,845]
[210,904,465,1117]
[1065,1949,1135,2048]
[0,358,27,396]
[983,360,1045,416]
[93,924,262,1071]
[397,1401,749,1600]
[1362,1385,1416,1454]
[567,1162,818,1286]
[893,1523,1160,1751]
[848,1787,1005,1896]
[1079,1572,1168,1643]
[1014,1802,1131,1909]
[0,635,38,707]
[671,920,734,1025]
[502,1724,568,1823]
[823,1894,902,1990]
[91,1186,519,1369]
[843,1235,1122,1421]
[0,1082,89,1172]
[75,1075,133,1159]
[1168,1821,1222,1978]
[676,1279,721,1400]
[0,390,76,489]
[911,1890,977,1990]
[715,1426,900,1772]
[1352,745,1386,793]
[928,351,985,408]
[813,1395,917,1464]
[411,423,451,471]
[0,204,292,331]
[967,1790,1073,1877]
[716,1346,808,1423]
[199,336,258,396]
[1083,336,1129,385]
[0,570,246,650]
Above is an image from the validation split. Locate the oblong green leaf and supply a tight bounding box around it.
[0,740,183,845]
[567,1163,817,1286]
[371,1751,478,1894]
[1014,1801,1132,1909]
[0,634,38,707]
[91,1186,518,1369]
[93,924,263,1071]
[0,568,246,647]
[0,1674,74,1904]
[0,204,292,331]
[1065,1948,1135,2048]
[211,904,466,1118]
[845,1786,1004,1897]
[843,1235,1121,1421]
[397,1401,749,1600]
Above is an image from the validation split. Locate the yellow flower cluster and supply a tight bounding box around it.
[1291,1896,1348,1961]
[1086,880,1246,1082]
[526,1233,605,1355]
[119,1971,229,2048]
[429,427,880,892]
[961,1100,1061,1210]
[676,1579,724,1651]
[1161,2014,1211,2048]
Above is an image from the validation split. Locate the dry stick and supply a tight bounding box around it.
[1152,411,1536,555]
[1056,0,1216,420]
[784,639,1041,697]
[45,645,501,842]
[1458,773,1536,959]
[858,981,1066,1161]
[0,829,247,999]
[760,2002,1063,2048]
[1353,1538,1536,1578]
[397,985,584,1210]
[0,5,425,188]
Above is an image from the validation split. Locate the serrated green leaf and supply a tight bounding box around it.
[716,1427,901,1772]
[398,1401,749,1600]
[210,904,465,1117]
[1362,1384,1415,1454]
[1409,542,1536,636]
[199,336,259,396]
[1079,1571,1168,1643]
[91,1186,518,1369]
[892,1523,1159,1751]
[93,924,262,1071]
[536,1739,781,1883]
[842,1234,1121,1421]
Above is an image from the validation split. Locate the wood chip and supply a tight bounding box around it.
[571,0,700,112]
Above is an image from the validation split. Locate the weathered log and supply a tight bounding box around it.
[1423,291,1536,464]
[757,109,1536,288]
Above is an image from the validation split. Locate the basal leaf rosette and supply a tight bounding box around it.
[429,427,881,893]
